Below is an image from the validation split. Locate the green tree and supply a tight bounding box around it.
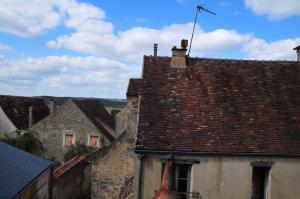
[0,131,43,155]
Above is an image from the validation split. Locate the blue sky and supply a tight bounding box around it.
[0,0,299,98]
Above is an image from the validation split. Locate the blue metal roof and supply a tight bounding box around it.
[0,142,53,199]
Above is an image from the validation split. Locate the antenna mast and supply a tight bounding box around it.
[188,5,216,56]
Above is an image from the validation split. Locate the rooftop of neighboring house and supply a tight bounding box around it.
[133,41,300,156]
[126,78,143,98]
[0,95,49,130]
[0,142,53,199]
[72,99,115,142]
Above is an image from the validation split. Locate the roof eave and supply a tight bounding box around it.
[134,149,300,158]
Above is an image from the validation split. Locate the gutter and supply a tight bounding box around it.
[134,149,300,158]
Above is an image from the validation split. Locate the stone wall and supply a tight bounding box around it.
[91,101,139,199]
[52,161,91,199]
[31,100,111,163]
[91,133,128,199]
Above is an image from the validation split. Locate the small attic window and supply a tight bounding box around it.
[12,108,18,114]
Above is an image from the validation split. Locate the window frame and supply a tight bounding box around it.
[175,163,192,196]
[87,134,100,148]
[250,162,272,199]
[63,132,75,147]
[161,162,192,196]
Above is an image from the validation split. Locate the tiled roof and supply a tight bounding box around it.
[0,142,53,199]
[0,95,49,129]
[135,56,300,156]
[73,99,115,142]
[127,78,143,98]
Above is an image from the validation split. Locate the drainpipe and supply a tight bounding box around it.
[137,153,144,199]
[49,166,54,199]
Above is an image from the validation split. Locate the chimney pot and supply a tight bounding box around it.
[28,106,33,128]
[294,45,300,61]
[50,97,57,113]
[154,43,158,56]
[181,39,188,49]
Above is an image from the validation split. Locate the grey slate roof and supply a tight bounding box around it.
[0,142,53,199]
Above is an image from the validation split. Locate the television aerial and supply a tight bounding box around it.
[188,5,216,56]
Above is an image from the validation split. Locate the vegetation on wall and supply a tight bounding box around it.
[0,130,43,154]
[63,144,95,162]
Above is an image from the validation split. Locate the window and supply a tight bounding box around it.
[176,164,191,198]
[251,166,270,199]
[161,163,191,198]
[88,135,100,147]
[64,133,75,146]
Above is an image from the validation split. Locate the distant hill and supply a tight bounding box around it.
[38,96,127,109]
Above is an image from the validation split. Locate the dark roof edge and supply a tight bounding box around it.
[71,100,115,142]
[294,45,300,50]
[144,55,300,63]
[12,162,54,198]
[134,149,300,158]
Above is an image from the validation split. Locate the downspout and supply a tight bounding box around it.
[137,153,144,199]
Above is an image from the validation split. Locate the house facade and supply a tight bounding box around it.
[31,99,115,163]
[129,41,300,199]
[0,95,49,135]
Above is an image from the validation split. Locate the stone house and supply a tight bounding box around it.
[0,95,49,135]
[0,142,53,199]
[127,41,300,199]
[31,99,115,163]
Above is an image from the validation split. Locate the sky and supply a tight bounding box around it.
[0,0,299,98]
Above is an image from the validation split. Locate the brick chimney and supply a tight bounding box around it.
[50,97,57,113]
[294,45,300,61]
[28,106,33,128]
[154,43,158,56]
[170,39,188,68]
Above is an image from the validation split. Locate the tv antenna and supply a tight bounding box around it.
[188,5,216,56]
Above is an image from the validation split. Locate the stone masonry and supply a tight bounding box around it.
[91,101,139,199]
[31,100,111,163]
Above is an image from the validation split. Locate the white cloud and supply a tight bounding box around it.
[48,22,256,61]
[244,0,300,20]
[0,0,110,37]
[243,38,300,60]
[0,0,61,37]
[0,43,13,52]
[0,56,140,98]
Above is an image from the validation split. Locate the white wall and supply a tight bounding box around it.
[141,155,300,199]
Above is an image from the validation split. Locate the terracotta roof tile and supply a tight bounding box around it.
[134,56,300,156]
